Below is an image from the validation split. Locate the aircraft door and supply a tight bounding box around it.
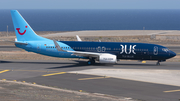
[153,46,158,55]
[37,44,41,52]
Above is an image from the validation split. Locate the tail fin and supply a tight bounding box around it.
[11,10,46,41]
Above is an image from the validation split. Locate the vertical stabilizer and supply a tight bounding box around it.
[11,10,47,41]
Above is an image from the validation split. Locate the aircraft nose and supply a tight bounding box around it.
[169,50,176,58]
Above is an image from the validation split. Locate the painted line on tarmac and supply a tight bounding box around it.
[177,53,180,55]
[164,89,180,93]
[14,70,58,73]
[0,70,9,74]
[42,72,66,76]
[78,76,110,80]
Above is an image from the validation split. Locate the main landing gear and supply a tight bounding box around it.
[156,61,160,65]
[87,58,95,65]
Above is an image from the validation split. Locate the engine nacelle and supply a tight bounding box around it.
[99,54,117,64]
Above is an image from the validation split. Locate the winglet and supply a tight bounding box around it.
[76,35,82,41]
[53,39,66,52]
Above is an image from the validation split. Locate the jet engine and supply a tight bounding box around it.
[98,54,117,63]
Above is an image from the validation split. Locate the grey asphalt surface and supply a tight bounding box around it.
[0,60,180,101]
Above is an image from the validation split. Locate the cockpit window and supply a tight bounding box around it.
[162,48,169,52]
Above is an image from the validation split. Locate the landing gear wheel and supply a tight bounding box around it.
[91,59,95,64]
[156,61,160,65]
[87,59,95,65]
[87,61,91,65]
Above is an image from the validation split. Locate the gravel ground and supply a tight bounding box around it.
[1,30,180,46]
[0,80,134,101]
[41,30,180,37]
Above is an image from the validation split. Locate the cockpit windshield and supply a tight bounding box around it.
[162,48,169,52]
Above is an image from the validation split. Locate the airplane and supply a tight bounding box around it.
[10,10,176,65]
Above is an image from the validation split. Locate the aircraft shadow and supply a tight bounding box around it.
[0,60,74,65]
[0,60,165,69]
[47,61,90,69]
[46,60,115,69]
[115,63,157,66]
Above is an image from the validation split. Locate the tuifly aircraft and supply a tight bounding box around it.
[11,10,176,65]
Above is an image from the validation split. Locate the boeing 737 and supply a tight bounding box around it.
[11,10,176,65]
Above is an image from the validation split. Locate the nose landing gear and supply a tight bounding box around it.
[156,60,166,66]
[156,61,160,65]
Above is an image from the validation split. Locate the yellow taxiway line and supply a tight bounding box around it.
[42,72,66,76]
[0,69,58,73]
[164,89,180,93]
[177,53,180,55]
[0,70,9,74]
[78,76,110,80]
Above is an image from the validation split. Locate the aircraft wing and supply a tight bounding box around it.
[53,39,66,52]
[53,39,101,58]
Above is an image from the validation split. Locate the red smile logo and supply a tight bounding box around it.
[16,26,27,35]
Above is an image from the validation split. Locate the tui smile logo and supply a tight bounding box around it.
[16,26,27,35]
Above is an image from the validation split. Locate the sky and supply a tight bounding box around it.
[0,0,180,9]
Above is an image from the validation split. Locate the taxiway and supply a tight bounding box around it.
[0,60,180,101]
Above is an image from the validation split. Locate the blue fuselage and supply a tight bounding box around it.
[15,40,176,61]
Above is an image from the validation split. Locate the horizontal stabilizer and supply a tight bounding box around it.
[7,41,28,45]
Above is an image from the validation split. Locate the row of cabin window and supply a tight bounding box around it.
[73,47,111,50]
[46,46,71,49]
[73,47,148,51]
[113,48,148,51]
[46,46,148,51]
